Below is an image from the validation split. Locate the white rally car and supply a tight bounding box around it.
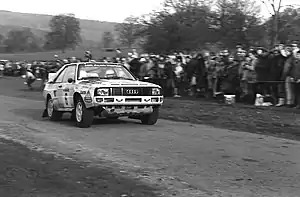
[42,62,163,128]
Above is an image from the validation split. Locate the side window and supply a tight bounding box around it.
[54,68,67,83]
[62,66,76,83]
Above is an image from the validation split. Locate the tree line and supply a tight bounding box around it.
[0,0,299,54]
[115,0,300,53]
[0,13,82,53]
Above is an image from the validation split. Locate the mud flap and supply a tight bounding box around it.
[42,109,48,118]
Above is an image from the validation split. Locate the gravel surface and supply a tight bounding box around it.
[0,76,300,197]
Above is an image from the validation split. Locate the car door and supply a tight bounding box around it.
[61,65,76,108]
[53,68,67,108]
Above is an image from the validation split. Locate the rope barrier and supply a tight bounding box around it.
[254,81,300,84]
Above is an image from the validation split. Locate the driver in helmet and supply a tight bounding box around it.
[104,69,116,78]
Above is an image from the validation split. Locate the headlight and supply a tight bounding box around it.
[96,88,109,96]
[151,88,161,95]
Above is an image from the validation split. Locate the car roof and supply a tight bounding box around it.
[64,62,123,67]
[79,62,121,65]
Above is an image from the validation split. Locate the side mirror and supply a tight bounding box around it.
[67,78,74,83]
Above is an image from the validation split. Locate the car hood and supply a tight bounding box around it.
[77,79,160,88]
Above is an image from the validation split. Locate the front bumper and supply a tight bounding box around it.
[92,96,163,106]
[100,105,154,117]
[86,96,163,117]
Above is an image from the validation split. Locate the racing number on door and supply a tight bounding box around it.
[64,93,69,106]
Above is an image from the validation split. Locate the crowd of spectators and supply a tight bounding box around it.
[1,44,300,108]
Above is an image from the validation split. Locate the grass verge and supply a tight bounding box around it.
[161,98,300,140]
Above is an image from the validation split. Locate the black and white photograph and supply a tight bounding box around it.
[0,0,300,196]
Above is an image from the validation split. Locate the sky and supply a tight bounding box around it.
[0,0,299,22]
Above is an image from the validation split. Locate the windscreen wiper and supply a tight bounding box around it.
[105,76,135,80]
[79,77,100,80]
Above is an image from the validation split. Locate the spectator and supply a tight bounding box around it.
[283,50,300,108]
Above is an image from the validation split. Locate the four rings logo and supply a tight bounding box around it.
[126,89,139,94]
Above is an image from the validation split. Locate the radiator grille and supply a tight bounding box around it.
[110,87,152,96]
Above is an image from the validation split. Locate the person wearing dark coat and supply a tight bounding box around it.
[268,49,288,106]
[185,53,206,96]
[254,47,271,95]
[282,50,300,108]
[129,57,142,77]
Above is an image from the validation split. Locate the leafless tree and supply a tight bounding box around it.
[261,0,299,45]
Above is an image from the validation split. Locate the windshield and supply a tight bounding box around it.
[77,63,136,80]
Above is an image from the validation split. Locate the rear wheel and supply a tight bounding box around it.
[47,97,63,121]
[140,107,159,125]
[75,98,94,128]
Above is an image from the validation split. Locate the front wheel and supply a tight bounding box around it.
[140,107,159,125]
[75,98,94,128]
[47,98,63,121]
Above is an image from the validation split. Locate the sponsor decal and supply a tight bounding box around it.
[84,91,92,103]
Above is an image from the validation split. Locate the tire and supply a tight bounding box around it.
[75,98,94,128]
[47,97,63,121]
[140,107,159,125]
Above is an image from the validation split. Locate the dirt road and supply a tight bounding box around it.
[0,77,300,196]
[0,138,158,197]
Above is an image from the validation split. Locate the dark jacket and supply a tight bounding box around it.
[129,58,142,77]
[283,56,300,80]
[268,51,287,81]
[255,53,271,81]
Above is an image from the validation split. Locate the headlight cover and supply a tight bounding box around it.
[96,88,109,96]
[151,88,161,95]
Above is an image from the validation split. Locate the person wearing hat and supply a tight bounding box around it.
[256,47,268,55]
[253,46,270,97]
[121,57,130,70]
[138,57,148,79]
[128,54,142,77]
[236,44,242,49]
[132,48,139,58]
[267,46,289,107]
[290,43,299,56]
[274,43,284,51]
[282,50,300,108]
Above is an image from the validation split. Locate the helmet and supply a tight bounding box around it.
[105,69,115,75]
